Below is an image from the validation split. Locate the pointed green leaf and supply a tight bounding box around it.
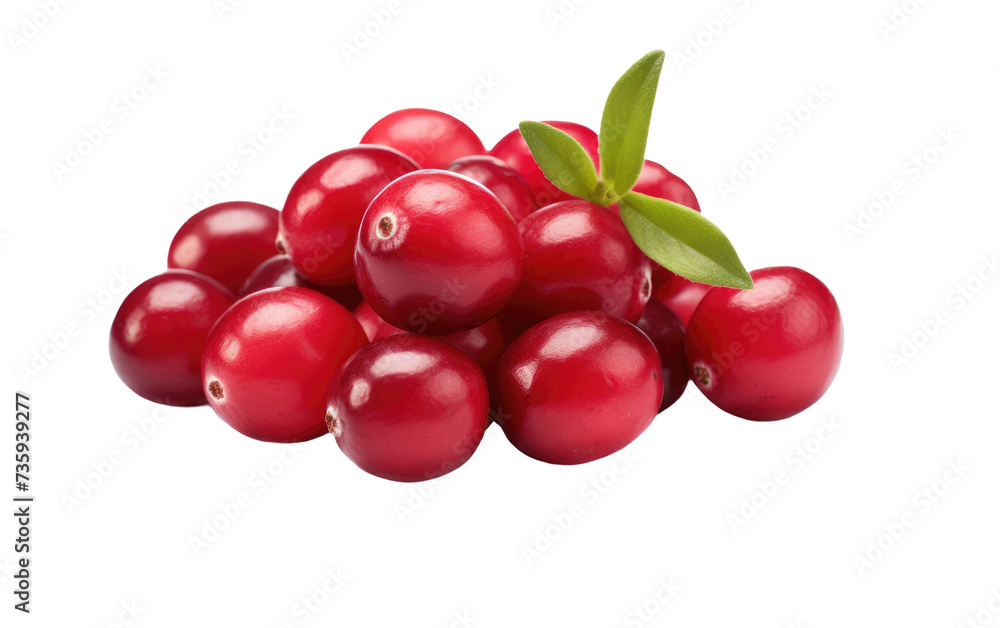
[619,191,753,289]
[518,121,598,200]
[599,51,665,196]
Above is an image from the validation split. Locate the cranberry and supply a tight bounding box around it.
[652,274,713,326]
[685,267,844,421]
[445,155,539,222]
[167,201,279,294]
[494,311,662,465]
[239,254,363,310]
[504,200,651,328]
[110,270,235,407]
[635,301,689,411]
[354,170,524,335]
[327,334,489,482]
[202,287,367,442]
[633,159,700,211]
[490,120,599,206]
[374,316,509,376]
[279,145,419,286]
[352,301,386,341]
[360,108,485,169]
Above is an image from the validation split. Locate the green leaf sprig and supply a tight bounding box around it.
[518,50,753,290]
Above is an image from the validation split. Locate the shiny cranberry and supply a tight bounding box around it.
[327,334,489,482]
[202,287,367,442]
[685,267,844,421]
[360,108,485,169]
[635,301,689,412]
[490,120,599,206]
[354,170,524,335]
[633,159,700,211]
[110,270,235,407]
[504,200,651,328]
[445,155,539,222]
[494,311,662,465]
[652,274,713,326]
[167,201,279,294]
[279,146,418,286]
[374,316,509,375]
[239,254,363,310]
[352,301,386,341]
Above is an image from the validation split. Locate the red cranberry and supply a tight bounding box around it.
[239,254,363,310]
[635,301,689,411]
[167,201,279,294]
[327,334,489,482]
[652,274,713,326]
[490,120,599,206]
[110,270,235,407]
[685,267,844,421]
[633,159,700,211]
[504,200,651,328]
[354,170,524,335]
[280,145,418,286]
[494,311,662,465]
[352,301,386,341]
[202,287,367,442]
[445,155,539,222]
[374,316,509,376]
[360,108,485,169]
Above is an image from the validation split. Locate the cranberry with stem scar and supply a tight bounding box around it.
[635,301,689,412]
[202,287,368,442]
[280,145,419,286]
[361,108,486,169]
[167,201,280,295]
[494,311,662,465]
[354,170,524,335]
[445,155,539,222]
[110,270,235,407]
[685,266,844,421]
[239,254,363,310]
[327,334,489,482]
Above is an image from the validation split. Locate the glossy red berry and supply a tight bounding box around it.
[352,301,386,342]
[354,170,524,335]
[494,311,662,465]
[360,108,485,169]
[635,301,689,412]
[239,254,363,310]
[374,316,509,376]
[505,200,651,328]
[685,267,843,421]
[202,287,368,442]
[633,159,700,211]
[110,270,235,407]
[327,334,489,482]
[445,155,539,222]
[167,201,279,294]
[652,274,713,326]
[279,145,419,286]
[490,120,599,206]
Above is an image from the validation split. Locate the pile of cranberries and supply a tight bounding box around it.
[110,102,843,482]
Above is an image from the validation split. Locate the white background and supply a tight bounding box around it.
[3,0,999,626]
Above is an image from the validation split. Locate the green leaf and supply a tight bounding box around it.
[518,121,598,200]
[599,51,665,196]
[619,191,753,289]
